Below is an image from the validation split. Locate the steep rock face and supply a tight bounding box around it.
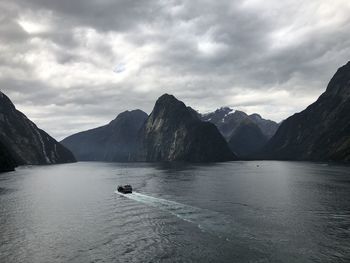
[228,120,268,157]
[201,108,278,140]
[61,110,148,161]
[261,61,350,162]
[0,91,76,165]
[135,94,236,162]
[0,140,16,172]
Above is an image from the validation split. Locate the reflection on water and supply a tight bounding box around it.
[0,161,350,262]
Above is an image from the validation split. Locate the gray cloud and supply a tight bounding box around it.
[0,0,349,140]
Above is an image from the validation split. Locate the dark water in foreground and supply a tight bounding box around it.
[0,161,349,262]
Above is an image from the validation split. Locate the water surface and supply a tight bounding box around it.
[0,161,349,262]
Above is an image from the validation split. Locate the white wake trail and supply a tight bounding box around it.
[115,191,253,241]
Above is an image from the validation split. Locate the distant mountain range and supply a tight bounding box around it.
[61,60,350,163]
[260,61,350,162]
[1,61,349,171]
[200,107,278,157]
[0,91,76,172]
[62,95,277,161]
[62,94,236,162]
[201,107,278,140]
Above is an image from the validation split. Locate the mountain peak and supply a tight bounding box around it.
[0,90,8,101]
[62,109,148,162]
[250,113,262,120]
[151,94,195,124]
[325,61,350,98]
[156,93,179,104]
[215,107,233,115]
[0,91,16,111]
[232,110,248,117]
[201,108,278,141]
[112,109,147,121]
[109,109,148,127]
[153,94,184,116]
[154,94,186,111]
[136,94,236,162]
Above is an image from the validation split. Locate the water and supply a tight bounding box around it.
[0,161,349,262]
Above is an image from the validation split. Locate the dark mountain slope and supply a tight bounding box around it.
[249,113,279,139]
[0,140,16,172]
[0,91,76,165]
[61,110,148,161]
[261,61,350,162]
[228,120,268,157]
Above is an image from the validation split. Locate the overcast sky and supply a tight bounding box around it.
[0,0,349,140]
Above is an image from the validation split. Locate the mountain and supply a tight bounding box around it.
[201,108,278,140]
[0,91,76,165]
[228,119,268,157]
[201,108,244,140]
[249,113,279,139]
[0,140,16,172]
[261,61,350,162]
[134,94,236,162]
[200,107,277,157]
[61,110,148,161]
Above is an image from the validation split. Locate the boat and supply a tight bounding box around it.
[117,185,133,194]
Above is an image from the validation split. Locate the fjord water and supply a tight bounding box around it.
[0,162,349,262]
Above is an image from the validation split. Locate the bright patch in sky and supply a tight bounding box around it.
[17,19,50,34]
[197,40,222,56]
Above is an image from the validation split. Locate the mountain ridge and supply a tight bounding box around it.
[61,109,148,162]
[0,91,76,168]
[259,61,350,162]
[200,107,278,140]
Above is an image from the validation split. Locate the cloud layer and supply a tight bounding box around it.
[1,0,349,139]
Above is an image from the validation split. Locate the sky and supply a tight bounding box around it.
[0,0,349,140]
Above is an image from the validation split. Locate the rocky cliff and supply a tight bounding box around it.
[261,61,350,162]
[135,94,236,162]
[0,91,76,165]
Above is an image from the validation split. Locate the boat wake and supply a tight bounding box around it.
[115,191,253,241]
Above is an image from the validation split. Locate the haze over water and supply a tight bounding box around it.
[0,161,349,262]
